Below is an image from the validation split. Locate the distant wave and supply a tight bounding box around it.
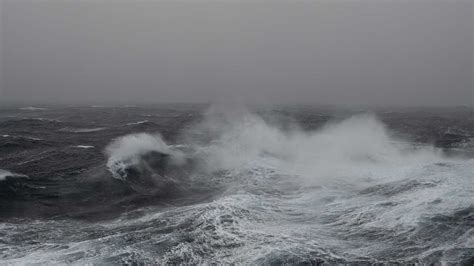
[141,114,180,118]
[0,169,28,181]
[59,127,107,133]
[0,134,43,141]
[5,117,62,123]
[28,118,61,122]
[19,107,47,111]
[75,145,95,149]
[125,120,150,126]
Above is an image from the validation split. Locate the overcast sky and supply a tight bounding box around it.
[0,0,472,106]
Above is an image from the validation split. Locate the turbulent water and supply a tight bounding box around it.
[0,104,473,264]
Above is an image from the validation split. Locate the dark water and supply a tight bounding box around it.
[0,104,473,264]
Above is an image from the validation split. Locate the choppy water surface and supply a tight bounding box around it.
[0,105,473,264]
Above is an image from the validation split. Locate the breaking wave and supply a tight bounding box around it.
[102,107,462,202]
[0,169,28,181]
[105,133,186,181]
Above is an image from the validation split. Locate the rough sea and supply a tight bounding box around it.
[0,104,473,264]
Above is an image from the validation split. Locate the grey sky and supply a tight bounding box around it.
[1,0,472,106]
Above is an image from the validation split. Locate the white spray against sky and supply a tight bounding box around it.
[106,106,449,187]
[185,106,446,185]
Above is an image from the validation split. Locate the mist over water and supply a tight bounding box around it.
[187,107,445,182]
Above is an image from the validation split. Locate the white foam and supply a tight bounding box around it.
[75,145,95,149]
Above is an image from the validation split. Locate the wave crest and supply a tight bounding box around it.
[106,133,184,181]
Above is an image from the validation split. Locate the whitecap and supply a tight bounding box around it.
[75,145,95,149]
[0,169,28,181]
[105,133,185,181]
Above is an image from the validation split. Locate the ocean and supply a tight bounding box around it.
[0,104,473,264]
